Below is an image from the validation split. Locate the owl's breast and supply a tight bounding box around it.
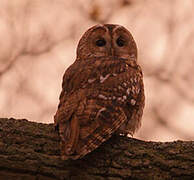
[82,59,142,106]
[84,59,138,85]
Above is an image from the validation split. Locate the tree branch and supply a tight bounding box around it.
[0,118,193,180]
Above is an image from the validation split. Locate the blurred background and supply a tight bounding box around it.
[0,0,194,141]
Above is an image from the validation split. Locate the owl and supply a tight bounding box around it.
[54,24,145,160]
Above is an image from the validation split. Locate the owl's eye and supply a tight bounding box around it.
[96,38,106,47]
[116,37,125,47]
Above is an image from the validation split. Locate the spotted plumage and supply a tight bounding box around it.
[54,24,145,160]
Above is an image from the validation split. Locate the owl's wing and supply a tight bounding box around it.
[54,91,82,159]
[76,98,127,160]
[54,60,126,160]
[55,88,127,160]
[54,60,93,128]
[123,74,145,136]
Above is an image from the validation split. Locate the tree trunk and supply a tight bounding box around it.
[0,118,193,180]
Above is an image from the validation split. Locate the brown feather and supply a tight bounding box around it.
[54,24,145,160]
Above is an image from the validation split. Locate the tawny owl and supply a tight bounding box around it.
[54,24,145,160]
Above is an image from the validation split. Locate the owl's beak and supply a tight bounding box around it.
[109,47,114,56]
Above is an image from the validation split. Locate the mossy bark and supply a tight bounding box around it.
[0,118,193,180]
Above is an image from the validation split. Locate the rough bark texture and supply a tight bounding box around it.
[0,118,193,180]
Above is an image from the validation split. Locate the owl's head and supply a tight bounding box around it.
[76,24,137,61]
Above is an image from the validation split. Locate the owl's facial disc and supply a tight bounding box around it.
[76,24,137,60]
